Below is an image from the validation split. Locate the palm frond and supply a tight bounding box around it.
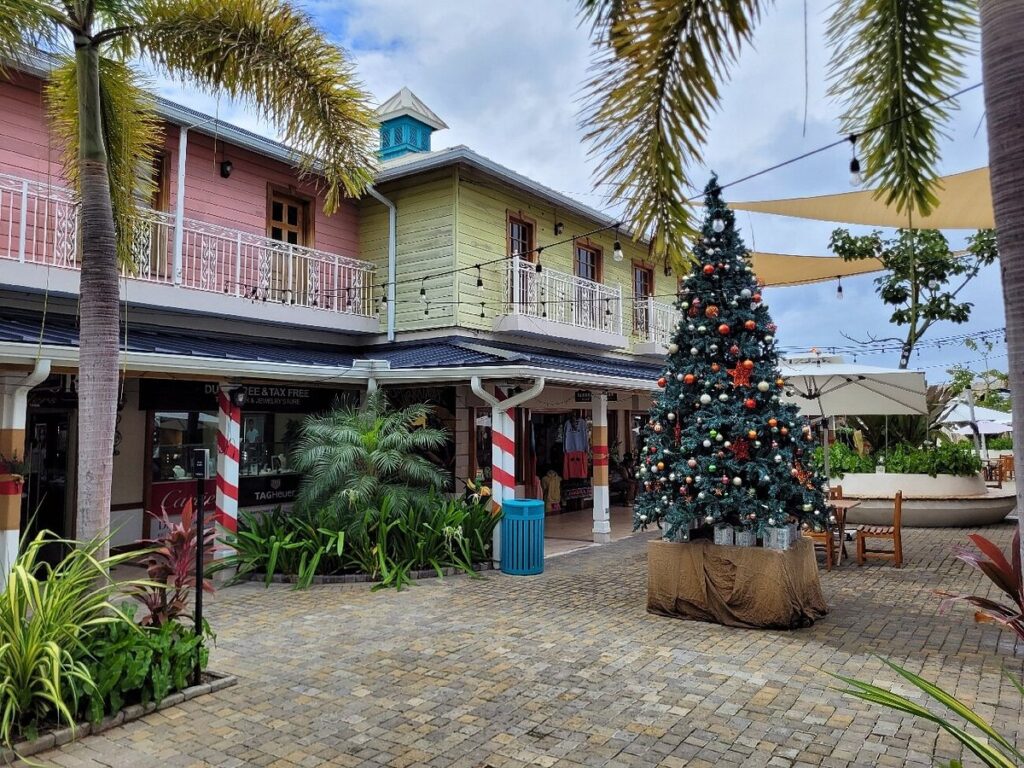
[827,0,976,216]
[579,0,767,271]
[45,53,163,267]
[0,0,66,70]
[133,0,377,211]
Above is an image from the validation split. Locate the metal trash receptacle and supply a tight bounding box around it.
[500,499,544,575]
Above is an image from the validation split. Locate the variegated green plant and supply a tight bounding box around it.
[0,532,144,746]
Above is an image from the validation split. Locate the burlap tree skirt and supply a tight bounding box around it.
[647,538,828,629]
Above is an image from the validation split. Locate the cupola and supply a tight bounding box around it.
[376,87,448,160]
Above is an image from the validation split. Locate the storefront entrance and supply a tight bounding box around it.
[21,409,72,563]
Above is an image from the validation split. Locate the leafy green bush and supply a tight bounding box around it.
[77,604,210,724]
[0,533,143,745]
[988,435,1013,450]
[222,491,499,591]
[812,441,981,477]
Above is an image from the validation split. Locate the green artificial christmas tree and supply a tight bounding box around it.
[633,177,829,544]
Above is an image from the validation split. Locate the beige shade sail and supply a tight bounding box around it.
[750,251,883,287]
[731,167,993,229]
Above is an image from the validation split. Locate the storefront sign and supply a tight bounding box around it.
[28,374,79,408]
[148,480,216,525]
[238,473,301,506]
[139,380,356,413]
[574,390,618,403]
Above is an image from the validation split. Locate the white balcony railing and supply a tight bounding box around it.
[504,256,623,336]
[0,172,376,317]
[633,296,677,348]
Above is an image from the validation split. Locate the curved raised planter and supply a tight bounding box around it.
[834,472,1015,527]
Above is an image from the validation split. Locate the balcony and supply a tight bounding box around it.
[0,172,378,333]
[632,296,678,356]
[493,256,628,349]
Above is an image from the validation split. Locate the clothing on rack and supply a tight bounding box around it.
[563,450,588,480]
[541,470,562,514]
[563,416,589,453]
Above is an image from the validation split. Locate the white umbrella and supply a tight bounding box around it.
[954,420,1010,436]
[939,401,1012,427]
[779,356,929,480]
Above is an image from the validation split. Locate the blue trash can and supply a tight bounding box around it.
[500,499,545,575]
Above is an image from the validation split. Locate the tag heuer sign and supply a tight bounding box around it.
[574,390,592,403]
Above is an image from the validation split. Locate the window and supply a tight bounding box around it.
[573,243,601,282]
[507,215,535,260]
[633,262,654,332]
[268,190,310,247]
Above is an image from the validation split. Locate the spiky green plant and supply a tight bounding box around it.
[0,0,377,557]
[291,391,450,515]
[0,532,144,746]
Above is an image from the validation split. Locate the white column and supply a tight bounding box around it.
[592,392,611,543]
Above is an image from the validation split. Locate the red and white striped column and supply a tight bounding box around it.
[490,398,516,514]
[592,392,611,543]
[215,385,241,548]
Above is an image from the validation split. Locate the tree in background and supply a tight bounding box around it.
[634,179,827,540]
[0,0,377,556]
[577,0,1024,560]
[947,338,1011,412]
[830,228,997,368]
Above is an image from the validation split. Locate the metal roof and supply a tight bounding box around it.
[0,310,659,385]
[376,87,448,131]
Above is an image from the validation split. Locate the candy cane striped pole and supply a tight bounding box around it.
[215,386,241,549]
[490,402,516,515]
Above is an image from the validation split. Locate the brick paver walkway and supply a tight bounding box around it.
[38,524,1024,767]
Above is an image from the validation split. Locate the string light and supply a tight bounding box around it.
[848,134,862,187]
[835,276,843,300]
[613,227,624,262]
[419,278,426,302]
[476,265,483,288]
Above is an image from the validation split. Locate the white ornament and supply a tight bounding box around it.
[703,439,712,448]
[688,324,696,331]
[723,441,731,448]
[676,373,685,382]
[639,514,648,522]
[667,412,676,421]
[757,381,770,392]
[764,335,774,343]
[718,393,729,402]
[680,301,689,309]
[712,218,726,233]
[669,472,677,481]
[699,394,712,405]
[715,433,724,442]
[668,342,679,354]
[697,492,706,500]
[802,503,813,512]
[768,517,776,525]
[704,515,715,524]
[691,347,699,355]
[774,454,782,463]
[732,477,742,486]
[740,288,752,299]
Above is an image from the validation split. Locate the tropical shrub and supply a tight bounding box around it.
[290,391,450,514]
[813,441,982,478]
[835,659,1023,768]
[938,531,1024,644]
[131,500,215,626]
[0,533,141,745]
[77,604,210,724]
[988,435,1013,451]
[221,491,498,591]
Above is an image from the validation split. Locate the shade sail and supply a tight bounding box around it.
[780,357,928,417]
[731,167,993,230]
[750,251,883,287]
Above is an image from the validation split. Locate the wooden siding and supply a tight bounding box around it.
[454,166,676,339]
[358,169,456,332]
[0,73,359,259]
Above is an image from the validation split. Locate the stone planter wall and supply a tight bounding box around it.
[248,561,493,585]
[2,672,237,762]
[837,472,987,498]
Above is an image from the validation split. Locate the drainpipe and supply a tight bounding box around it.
[172,126,188,285]
[367,186,397,342]
[470,376,546,566]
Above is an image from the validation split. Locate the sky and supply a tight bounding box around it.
[151,0,1005,384]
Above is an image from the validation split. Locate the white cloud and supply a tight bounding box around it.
[146,0,1002,380]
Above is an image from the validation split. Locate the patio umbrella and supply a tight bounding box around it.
[939,401,1012,427]
[779,356,928,479]
[954,420,1010,436]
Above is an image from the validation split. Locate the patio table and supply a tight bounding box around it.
[827,498,861,564]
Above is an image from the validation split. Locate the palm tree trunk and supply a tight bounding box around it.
[74,39,118,556]
[979,0,1024,562]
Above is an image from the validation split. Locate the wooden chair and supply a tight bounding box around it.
[999,454,1014,481]
[856,491,903,568]
[808,485,843,570]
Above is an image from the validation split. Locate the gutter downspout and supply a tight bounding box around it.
[470,376,546,566]
[172,127,188,285]
[367,186,397,342]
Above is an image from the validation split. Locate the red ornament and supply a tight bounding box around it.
[780,426,789,435]
[683,373,695,384]
[703,264,715,275]
[718,323,731,335]
[688,304,699,318]
[729,438,751,460]
[657,377,667,388]
[711,363,721,372]
[744,398,756,409]
[768,418,778,428]
[742,359,754,369]
[744,320,756,331]
[729,345,740,356]
[727,366,752,388]
[704,305,719,318]
[752,293,762,303]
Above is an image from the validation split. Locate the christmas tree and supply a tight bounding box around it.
[634,177,829,543]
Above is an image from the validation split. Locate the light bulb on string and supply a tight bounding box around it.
[835,276,843,301]
[476,265,483,288]
[613,226,624,262]
[848,134,862,186]
[419,278,427,303]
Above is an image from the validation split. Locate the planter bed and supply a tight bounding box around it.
[246,561,493,585]
[2,672,237,762]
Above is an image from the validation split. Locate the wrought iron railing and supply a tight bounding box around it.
[504,256,623,336]
[633,296,677,348]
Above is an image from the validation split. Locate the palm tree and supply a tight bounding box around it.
[578,0,1024,558]
[291,391,450,515]
[0,0,377,556]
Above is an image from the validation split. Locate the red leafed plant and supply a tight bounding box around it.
[939,530,1024,643]
[131,498,215,626]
